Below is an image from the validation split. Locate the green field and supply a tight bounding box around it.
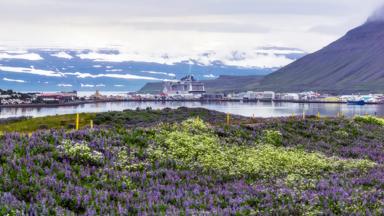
[0,113,96,133]
[0,107,243,134]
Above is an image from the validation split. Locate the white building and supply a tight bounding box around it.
[261,91,275,101]
[279,93,300,100]
[163,75,206,95]
[243,91,261,100]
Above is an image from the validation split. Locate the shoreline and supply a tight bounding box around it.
[0,99,383,109]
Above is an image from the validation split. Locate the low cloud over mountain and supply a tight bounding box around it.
[0,47,305,91]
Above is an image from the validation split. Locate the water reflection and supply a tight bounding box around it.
[0,101,383,119]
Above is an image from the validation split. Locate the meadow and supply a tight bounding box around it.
[0,108,383,215]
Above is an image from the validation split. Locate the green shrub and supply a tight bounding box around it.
[354,116,384,126]
[58,140,104,165]
[151,118,375,179]
[334,130,349,139]
[262,130,283,147]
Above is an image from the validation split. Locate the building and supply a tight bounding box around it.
[277,93,300,101]
[163,75,205,95]
[37,91,77,103]
[243,91,261,101]
[201,93,225,100]
[299,91,321,100]
[260,91,275,102]
[90,90,107,100]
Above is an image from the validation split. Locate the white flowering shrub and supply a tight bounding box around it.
[58,140,104,165]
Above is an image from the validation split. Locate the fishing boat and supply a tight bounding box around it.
[347,99,366,105]
[346,95,366,105]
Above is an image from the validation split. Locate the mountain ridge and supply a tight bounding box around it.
[0,47,304,92]
[258,19,384,94]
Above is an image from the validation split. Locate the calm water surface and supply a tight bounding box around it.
[1,101,384,119]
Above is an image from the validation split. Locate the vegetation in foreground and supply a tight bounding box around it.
[0,114,96,133]
[0,108,384,215]
[0,107,244,133]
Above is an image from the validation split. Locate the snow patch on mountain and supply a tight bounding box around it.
[0,47,305,92]
[0,52,43,61]
[106,69,123,72]
[0,66,63,77]
[80,83,107,88]
[3,78,26,83]
[51,52,73,59]
[81,83,95,88]
[142,71,176,77]
[77,47,305,68]
[203,74,217,78]
[57,83,73,87]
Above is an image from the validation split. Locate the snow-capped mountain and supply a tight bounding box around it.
[0,47,306,92]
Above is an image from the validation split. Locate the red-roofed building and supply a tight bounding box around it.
[37,91,77,103]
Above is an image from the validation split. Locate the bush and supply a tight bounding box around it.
[57,140,104,165]
[354,116,384,126]
[151,118,375,179]
[262,130,283,147]
[38,124,49,130]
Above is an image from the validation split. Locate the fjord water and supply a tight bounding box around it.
[1,101,383,119]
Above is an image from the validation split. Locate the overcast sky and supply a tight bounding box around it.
[0,0,383,53]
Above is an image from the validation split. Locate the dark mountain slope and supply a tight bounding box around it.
[260,21,384,94]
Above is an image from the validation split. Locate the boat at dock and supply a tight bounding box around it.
[347,100,366,105]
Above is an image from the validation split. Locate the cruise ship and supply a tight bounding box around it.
[162,75,206,95]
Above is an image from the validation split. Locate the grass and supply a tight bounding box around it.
[0,107,242,133]
[0,113,96,133]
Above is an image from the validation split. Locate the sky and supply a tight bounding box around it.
[0,0,383,53]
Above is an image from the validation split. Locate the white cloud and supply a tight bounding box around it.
[0,66,63,77]
[2,77,26,83]
[254,48,306,55]
[51,52,73,59]
[81,83,95,88]
[0,52,43,61]
[78,48,299,68]
[96,84,106,87]
[0,0,382,58]
[114,84,124,87]
[57,83,72,87]
[77,52,183,65]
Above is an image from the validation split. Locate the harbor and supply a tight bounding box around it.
[1,100,384,119]
[2,75,384,108]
